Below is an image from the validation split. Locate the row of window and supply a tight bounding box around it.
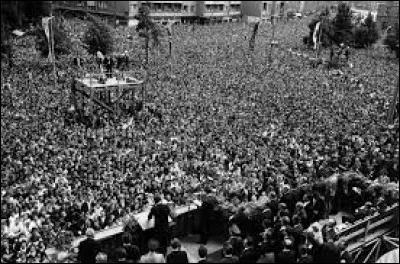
[128,2,242,14]
[56,1,113,11]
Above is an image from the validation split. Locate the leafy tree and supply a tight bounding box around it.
[1,1,49,67]
[353,26,370,49]
[364,12,379,46]
[384,23,399,58]
[332,3,354,45]
[305,8,337,49]
[83,15,114,55]
[353,13,379,49]
[135,4,162,65]
[34,20,72,58]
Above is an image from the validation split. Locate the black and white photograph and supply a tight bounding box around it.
[1,1,399,263]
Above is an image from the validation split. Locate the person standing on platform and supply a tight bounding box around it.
[199,187,218,244]
[148,194,175,255]
[96,50,104,72]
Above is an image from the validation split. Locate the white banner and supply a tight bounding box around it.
[313,22,321,50]
[42,16,53,59]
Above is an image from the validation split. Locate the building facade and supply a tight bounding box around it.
[196,1,242,22]
[242,1,308,21]
[377,1,399,31]
[53,1,128,24]
[123,1,242,24]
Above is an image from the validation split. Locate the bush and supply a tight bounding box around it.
[384,23,399,58]
[82,16,113,55]
[35,21,72,58]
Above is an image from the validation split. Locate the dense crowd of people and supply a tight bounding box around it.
[1,15,399,263]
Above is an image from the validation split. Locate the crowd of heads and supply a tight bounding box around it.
[1,15,399,263]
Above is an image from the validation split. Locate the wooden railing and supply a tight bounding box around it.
[338,203,398,250]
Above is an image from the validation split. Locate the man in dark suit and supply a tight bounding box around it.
[77,228,101,263]
[148,194,175,255]
[200,188,218,244]
[166,238,189,263]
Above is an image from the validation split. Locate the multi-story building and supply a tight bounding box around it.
[377,1,399,31]
[140,1,198,23]
[53,1,128,25]
[121,1,242,24]
[242,1,306,21]
[196,1,242,22]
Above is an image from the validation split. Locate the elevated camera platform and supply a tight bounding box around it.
[71,70,146,116]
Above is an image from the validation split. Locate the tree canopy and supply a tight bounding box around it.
[384,23,399,58]
[353,13,379,49]
[332,3,354,45]
[82,15,114,55]
[34,19,72,58]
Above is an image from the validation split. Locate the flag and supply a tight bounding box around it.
[42,16,53,59]
[165,21,174,56]
[249,22,260,51]
[313,22,321,50]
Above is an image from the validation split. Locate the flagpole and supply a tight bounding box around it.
[268,15,276,64]
[50,1,57,90]
[388,77,399,123]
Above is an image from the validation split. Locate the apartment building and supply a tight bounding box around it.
[53,1,128,24]
[196,1,242,22]
[137,1,197,23]
[242,1,306,21]
[377,1,399,30]
[122,1,242,24]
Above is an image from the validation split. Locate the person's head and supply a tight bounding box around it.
[153,194,161,204]
[198,245,208,259]
[96,252,108,263]
[244,236,254,248]
[171,238,181,250]
[327,218,336,228]
[223,243,233,257]
[122,233,132,245]
[115,247,127,261]
[85,228,95,238]
[299,244,308,256]
[283,238,293,250]
[148,238,159,252]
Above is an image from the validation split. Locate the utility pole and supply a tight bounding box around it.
[227,1,231,23]
[211,4,214,25]
[388,78,399,123]
[114,0,117,28]
[268,15,277,64]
